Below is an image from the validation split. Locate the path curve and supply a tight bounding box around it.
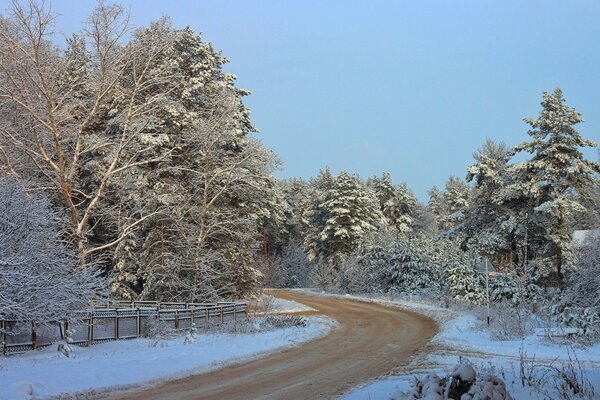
[102,290,437,400]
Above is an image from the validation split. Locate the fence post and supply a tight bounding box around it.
[88,313,94,346]
[31,321,37,351]
[136,308,141,338]
[246,303,250,321]
[233,304,237,322]
[191,308,195,324]
[114,310,119,340]
[175,310,179,330]
[205,308,209,327]
[220,306,224,324]
[1,319,5,356]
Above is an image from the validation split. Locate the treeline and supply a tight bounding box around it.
[1,1,599,323]
[263,89,600,315]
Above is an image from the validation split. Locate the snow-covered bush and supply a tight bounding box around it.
[556,307,600,337]
[446,253,485,305]
[337,236,390,294]
[0,178,106,328]
[143,317,174,346]
[260,315,307,329]
[269,240,313,288]
[489,273,521,305]
[477,302,535,340]
[555,233,600,340]
[57,329,75,357]
[184,323,198,344]
[394,362,512,400]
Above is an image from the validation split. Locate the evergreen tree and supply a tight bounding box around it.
[464,139,515,267]
[317,171,383,265]
[446,252,485,304]
[369,173,418,233]
[303,167,337,263]
[503,88,600,284]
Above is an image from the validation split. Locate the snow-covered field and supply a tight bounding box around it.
[0,304,334,400]
[333,291,600,400]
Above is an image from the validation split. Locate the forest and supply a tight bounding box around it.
[1,1,599,343]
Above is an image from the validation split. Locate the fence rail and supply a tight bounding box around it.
[1,301,248,355]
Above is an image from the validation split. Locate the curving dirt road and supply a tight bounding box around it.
[102,290,437,400]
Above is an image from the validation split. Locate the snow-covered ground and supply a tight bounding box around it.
[268,295,315,314]
[330,291,600,400]
[0,313,334,400]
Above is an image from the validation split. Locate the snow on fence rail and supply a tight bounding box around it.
[0,301,248,355]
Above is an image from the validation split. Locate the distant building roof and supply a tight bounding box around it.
[573,229,600,248]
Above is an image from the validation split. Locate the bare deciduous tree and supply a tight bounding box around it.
[0,1,180,262]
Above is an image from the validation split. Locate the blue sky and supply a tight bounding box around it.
[2,0,599,200]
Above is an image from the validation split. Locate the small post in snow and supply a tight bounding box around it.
[485,259,490,326]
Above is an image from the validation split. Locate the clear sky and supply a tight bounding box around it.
[2,0,599,200]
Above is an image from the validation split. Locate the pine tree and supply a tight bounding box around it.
[369,173,418,233]
[464,139,515,268]
[503,88,600,284]
[441,176,470,233]
[303,167,337,263]
[446,252,485,304]
[317,171,383,265]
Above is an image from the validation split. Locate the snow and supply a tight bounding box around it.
[0,316,335,400]
[452,363,476,382]
[269,296,315,313]
[328,291,600,400]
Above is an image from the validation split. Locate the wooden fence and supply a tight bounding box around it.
[1,301,248,355]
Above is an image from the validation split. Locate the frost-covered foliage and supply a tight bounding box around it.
[395,362,512,400]
[316,171,383,264]
[446,251,485,304]
[428,176,470,234]
[107,24,277,300]
[501,89,600,283]
[302,167,337,265]
[0,2,277,301]
[368,173,418,233]
[268,240,313,288]
[556,234,600,338]
[489,273,521,305]
[0,179,106,325]
[57,329,75,357]
[184,323,198,344]
[384,236,444,295]
[260,315,307,329]
[336,233,486,303]
[463,140,516,265]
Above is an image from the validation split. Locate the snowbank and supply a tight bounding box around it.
[0,316,335,400]
[269,295,315,313]
[305,291,600,400]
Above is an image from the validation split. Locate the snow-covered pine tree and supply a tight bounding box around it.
[303,167,337,263]
[279,178,312,243]
[385,236,441,295]
[109,23,277,300]
[427,185,446,228]
[369,173,418,233]
[446,251,485,304]
[503,88,600,285]
[464,139,515,269]
[318,171,384,266]
[440,176,470,234]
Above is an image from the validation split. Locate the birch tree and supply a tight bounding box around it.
[0,1,180,262]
